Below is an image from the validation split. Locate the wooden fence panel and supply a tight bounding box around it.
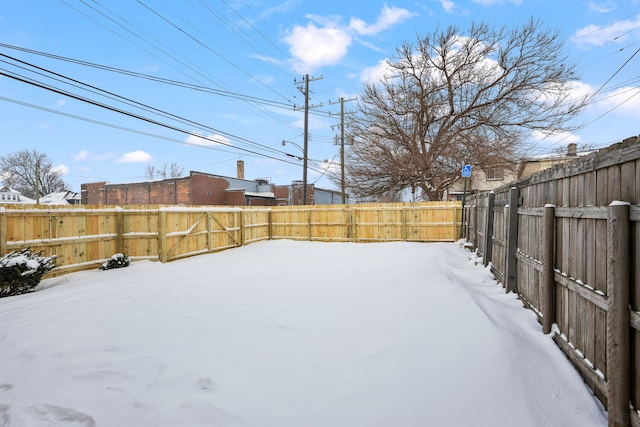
[309,206,350,241]
[0,202,462,270]
[633,217,640,419]
[242,208,271,244]
[2,206,119,274]
[464,138,640,425]
[123,209,160,260]
[270,206,309,240]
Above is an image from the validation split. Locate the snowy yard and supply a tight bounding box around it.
[0,240,606,426]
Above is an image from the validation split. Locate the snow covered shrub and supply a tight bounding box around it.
[0,248,57,297]
[100,253,131,270]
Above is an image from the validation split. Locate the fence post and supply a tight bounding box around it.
[268,209,273,240]
[464,205,475,241]
[606,202,630,427]
[542,204,556,334]
[483,192,495,267]
[115,209,125,255]
[207,212,214,252]
[473,203,478,248]
[0,209,6,255]
[348,206,355,242]
[401,205,408,241]
[239,210,245,247]
[504,188,519,293]
[158,209,167,263]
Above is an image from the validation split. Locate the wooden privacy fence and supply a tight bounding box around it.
[0,201,461,275]
[463,137,640,427]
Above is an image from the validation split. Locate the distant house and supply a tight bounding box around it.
[0,187,35,204]
[81,161,344,206]
[444,162,518,201]
[39,190,82,205]
[517,143,588,180]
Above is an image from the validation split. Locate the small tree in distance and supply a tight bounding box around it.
[144,162,185,180]
[340,19,588,201]
[0,150,67,200]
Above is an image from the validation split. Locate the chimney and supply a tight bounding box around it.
[237,160,245,179]
[567,143,577,156]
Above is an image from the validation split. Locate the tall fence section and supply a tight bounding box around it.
[0,201,461,275]
[464,138,640,427]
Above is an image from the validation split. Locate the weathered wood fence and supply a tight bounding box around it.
[463,137,640,427]
[0,201,461,275]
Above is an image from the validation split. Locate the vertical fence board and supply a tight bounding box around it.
[606,203,630,427]
[633,219,640,414]
[543,205,555,334]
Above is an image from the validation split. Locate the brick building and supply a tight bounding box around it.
[81,163,344,206]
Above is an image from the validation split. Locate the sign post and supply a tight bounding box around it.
[460,165,472,238]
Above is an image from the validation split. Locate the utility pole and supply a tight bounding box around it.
[294,74,322,205]
[329,97,356,204]
[35,159,40,205]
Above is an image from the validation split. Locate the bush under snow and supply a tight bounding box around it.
[0,248,57,297]
[100,253,131,270]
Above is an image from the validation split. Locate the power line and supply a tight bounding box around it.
[0,53,289,156]
[0,43,294,109]
[135,0,291,103]
[0,70,327,173]
[57,1,299,130]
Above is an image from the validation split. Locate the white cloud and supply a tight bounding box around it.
[72,150,89,161]
[439,0,456,13]
[595,86,640,117]
[360,59,393,84]
[53,164,69,176]
[471,0,522,4]
[284,23,351,72]
[588,1,616,13]
[283,5,415,73]
[72,150,115,162]
[348,5,416,36]
[531,129,581,145]
[572,16,640,47]
[117,150,152,163]
[185,132,231,147]
[566,81,595,103]
[249,53,284,68]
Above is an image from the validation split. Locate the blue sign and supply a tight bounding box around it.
[461,164,472,178]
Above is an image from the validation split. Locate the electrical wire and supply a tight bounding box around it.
[0,70,328,173]
[0,53,289,156]
[134,0,290,103]
[0,43,294,109]
[57,1,300,130]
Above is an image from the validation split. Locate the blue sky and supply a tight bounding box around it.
[1,0,639,193]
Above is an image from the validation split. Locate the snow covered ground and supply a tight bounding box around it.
[0,240,607,426]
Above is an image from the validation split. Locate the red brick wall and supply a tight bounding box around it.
[274,186,290,205]
[81,182,106,205]
[176,180,191,204]
[81,173,284,206]
[82,178,192,205]
[189,173,230,205]
[225,190,246,206]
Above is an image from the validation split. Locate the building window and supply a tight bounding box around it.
[486,167,504,181]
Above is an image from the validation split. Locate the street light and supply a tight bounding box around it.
[281,140,304,161]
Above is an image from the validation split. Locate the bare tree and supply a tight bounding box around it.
[144,162,185,180]
[0,150,67,199]
[341,19,587,201]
